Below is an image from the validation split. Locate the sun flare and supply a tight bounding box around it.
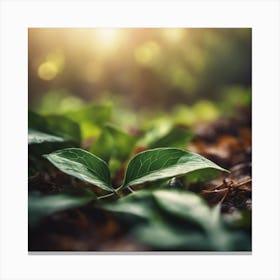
[95,28,121,46]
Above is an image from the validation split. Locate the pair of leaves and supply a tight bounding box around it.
[44,147,228,193]
[101,189,250,251]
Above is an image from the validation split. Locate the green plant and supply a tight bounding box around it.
[28,109,251,251]
[43,147,228,199]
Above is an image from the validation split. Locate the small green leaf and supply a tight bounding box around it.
[63,104,112,139]
[28,129,65,145]
[141,123,193,149]
[44,148,114,192]
[29,190,95,226]
[122,148,228,189]
[90,124,136,163]
[63,104,112,125]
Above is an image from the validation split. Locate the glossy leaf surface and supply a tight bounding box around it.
[28,129,65,145]
[44,148,113,192]
[122,148,228,189]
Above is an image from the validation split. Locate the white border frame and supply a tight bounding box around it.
[1,1,279,279]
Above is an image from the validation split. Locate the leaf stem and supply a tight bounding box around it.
[97,192,116,200]
[115,185,123,192]
[127,186,135,193]
[114,189,121,198]
[97,188,121,200]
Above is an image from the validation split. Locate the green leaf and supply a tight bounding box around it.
[44,115,81,144]
[122,148,228,189]
[44,148,114,192]
[151,190,246,250]
[28,111,81,145]
[28,129,66,145]
[101,189,249,251]
[141,123,193,149]
[28,111,51,133]
[29,190,95,226]
[101,190,155,219]
[184,168,223,184]
[133,222,210,250]
[28,129,76,158]
[63,104,112,139]
[153,190,214,231]
[90,124,136,163]
[63,104,112,124]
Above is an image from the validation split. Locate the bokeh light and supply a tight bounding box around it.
[29,28,251,119]
[134,41,161,66]
[37,62,59,81]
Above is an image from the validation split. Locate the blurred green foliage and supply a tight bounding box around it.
[29,28,251,122]
[101,189,250,251]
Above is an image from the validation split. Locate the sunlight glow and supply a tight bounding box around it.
[134,41,160,66]
[162,29,184,43]
[95,29,121,46]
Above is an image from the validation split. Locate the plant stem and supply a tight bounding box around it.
[127,186,135,193]
[97,187,121,200]
[97,192,116,200]
[115,185,123,192]
[114,189,121,197]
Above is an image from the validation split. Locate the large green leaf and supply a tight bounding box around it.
[28,128,75,157]
[121,148,228,189]
[29,190,95,226]
[153,190,214,231]
[153,190,232,250]
[28,129,65,145]
[28,111,81,145]
[133,222,210,250]
[44,148,114,192]
[28,111,52,133]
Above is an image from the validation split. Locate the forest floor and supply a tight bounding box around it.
[29,108,251,251]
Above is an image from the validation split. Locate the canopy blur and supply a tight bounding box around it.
[29,28,251,124]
